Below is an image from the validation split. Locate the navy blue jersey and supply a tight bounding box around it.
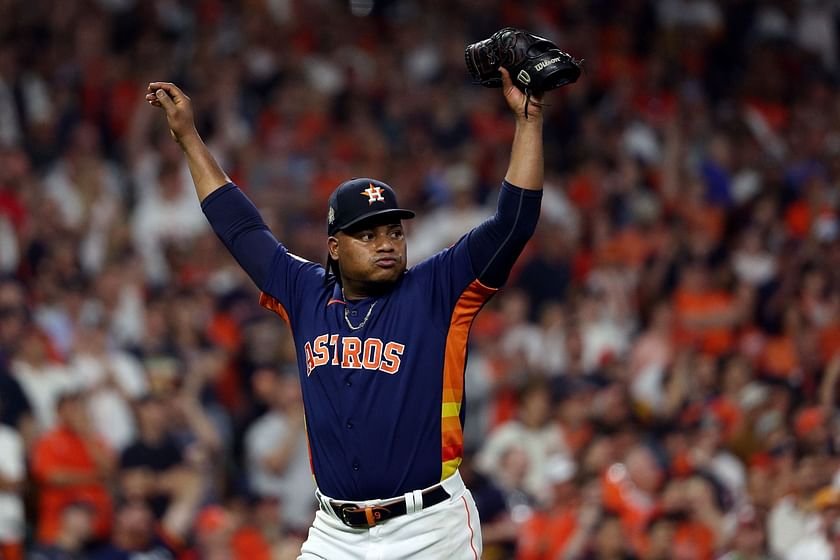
[203,181,540,501]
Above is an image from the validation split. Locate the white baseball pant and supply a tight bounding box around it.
[298,470,482,560]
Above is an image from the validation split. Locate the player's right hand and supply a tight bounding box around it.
[500,67,543,121]
[145,82,197,143]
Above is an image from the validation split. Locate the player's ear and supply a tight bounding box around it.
[328,236,339,260]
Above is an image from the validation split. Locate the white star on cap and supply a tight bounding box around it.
[361,183,386,205]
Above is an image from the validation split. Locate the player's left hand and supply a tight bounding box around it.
[145,82,198,144]
[500,67,543,121]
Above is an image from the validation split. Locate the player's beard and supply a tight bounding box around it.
[361,262,405,294]
[341,259,405,297]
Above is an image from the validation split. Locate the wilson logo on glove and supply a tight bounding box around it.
[535,56,568,72]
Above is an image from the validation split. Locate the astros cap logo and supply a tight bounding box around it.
[361,183,386,205]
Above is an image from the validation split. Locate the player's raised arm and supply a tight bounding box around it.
[457,68,548,289]
[453,28,581,288]
[500,67,544,192]
[145,82,281,292]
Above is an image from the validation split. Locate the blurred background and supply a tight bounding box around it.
[1,0,840,558]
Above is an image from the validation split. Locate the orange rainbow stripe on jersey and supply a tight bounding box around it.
[259,292,290,325]
[260,292,316,479]
[441,279,497,480]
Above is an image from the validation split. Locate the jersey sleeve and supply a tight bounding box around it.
[466,181,542,288]
[412,181,541,323]
[201,183,325,325]
[201,183,280,290]
[258,244,327,326]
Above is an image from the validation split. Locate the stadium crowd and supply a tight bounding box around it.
[1,0,840,558]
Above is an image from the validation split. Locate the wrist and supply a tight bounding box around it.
[175,128,202,149]
[514,115,543,128]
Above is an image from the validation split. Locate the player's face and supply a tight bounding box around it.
[330,221,407,296]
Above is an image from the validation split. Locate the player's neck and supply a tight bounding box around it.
[341,279,392,301]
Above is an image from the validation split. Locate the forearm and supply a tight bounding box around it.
[820,355,840,409]
[504,117,544,191]
[161,467,204,541]
[180,399,222,453]
[178,131,231,202]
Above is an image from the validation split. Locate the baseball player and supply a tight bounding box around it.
[146,64,547,559]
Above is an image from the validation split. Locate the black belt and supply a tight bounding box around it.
[330,484,450,528]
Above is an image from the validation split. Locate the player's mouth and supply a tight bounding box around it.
[375,256,400,268]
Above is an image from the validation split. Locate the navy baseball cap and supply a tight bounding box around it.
[327,178,415,236]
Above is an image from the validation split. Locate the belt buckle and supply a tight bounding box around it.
[336,502,390,528]
[337,503,359,527]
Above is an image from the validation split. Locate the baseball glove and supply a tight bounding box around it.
[465,27,581,116]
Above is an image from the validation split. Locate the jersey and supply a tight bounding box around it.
[201,180,542,502]
[259,235,494,501]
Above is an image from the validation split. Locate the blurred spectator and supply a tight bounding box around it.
[408,162,488,264]
[0,399,24,560]
[187,505,237,560]
[27,502,95,560]
[11,326,76,432]
[71,319,147,452]
[784,485,840,560]
[31,391,114,545]
[498,290,545,373]
[119,394,189,518]
[170,354,228,475]
[516,455,590,560]
[0,280,36,452]
[672,261,741,357]
[578,278,633,374]
[581,512,639,560]
[718,508,772,560]
[730,228,777,288]
[0,352,32,437]
[602,445,664,546]
[246,495,305,560]
[131,161,208,285]
[488,446,537,530]
[181,503,272,560]
[628,301,674,407]
[640,512,678,560]
[514,228,573,322]
[533,302,570,377]
[767,454,827,557]
[91,493,198,560]
[42,122,123,234]
[659,475,727,560]
[244,370,315,534]
[477,378,568,501]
